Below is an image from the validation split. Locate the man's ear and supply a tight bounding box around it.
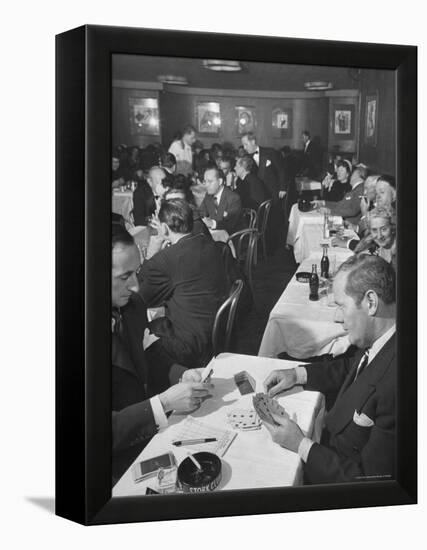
[161,222,170,238]
[365,289,379,316]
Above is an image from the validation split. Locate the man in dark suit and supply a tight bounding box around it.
[234,155,269,210]
[111,223,212,483]
[241,132,286,250]
[139,199,226,372]
[263,254,396,484]
[300,130,324,180]
[199,166,243,234]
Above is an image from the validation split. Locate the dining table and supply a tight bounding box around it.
[258,248,353,359]
[112,189,134,223]
[112,352,325,496]
[286,203,356,264]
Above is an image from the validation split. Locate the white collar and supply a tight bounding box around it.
[367,324,396,364]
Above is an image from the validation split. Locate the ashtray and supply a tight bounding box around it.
[177,452,222,493]
[296,271,311,283]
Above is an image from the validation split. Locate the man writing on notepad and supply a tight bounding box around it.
[263,255,396,484]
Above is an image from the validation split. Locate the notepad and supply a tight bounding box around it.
[172,417,237,457]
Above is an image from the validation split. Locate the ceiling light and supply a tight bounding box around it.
[203,59,242,72]
[304,81,333,91]
[157,75,188,85]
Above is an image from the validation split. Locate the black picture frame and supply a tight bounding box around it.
[365,91,379,146]
[56,25,417,526]
[333,104,355,139]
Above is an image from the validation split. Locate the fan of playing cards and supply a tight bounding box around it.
[252,393,290,426]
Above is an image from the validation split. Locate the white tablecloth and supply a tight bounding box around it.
[258,249,353,359]
[112,353,325,496]
[112,190,133,222]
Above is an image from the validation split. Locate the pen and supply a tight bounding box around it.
[172,438,217,446]
[201,368,213,383]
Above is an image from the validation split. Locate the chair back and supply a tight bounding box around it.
[242,208,257,229]
[226,229,258,299]
[211,279,244,357]
[256,199,272,236]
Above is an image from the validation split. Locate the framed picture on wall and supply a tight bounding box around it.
[196,101,221,135]
[235,105,256,134]
[272,107,293,138]
[365,92,379,146]
[56,25,417,526]
[129,97,160,136]
[333,105,355,138]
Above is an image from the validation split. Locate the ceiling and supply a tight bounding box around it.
[113,54,362,91]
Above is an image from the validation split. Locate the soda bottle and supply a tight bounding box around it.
[321,245,330,278]
[309,264,319,301]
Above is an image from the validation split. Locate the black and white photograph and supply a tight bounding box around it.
[109,51,404,498]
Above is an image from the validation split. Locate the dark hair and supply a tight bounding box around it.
[378,174,396,189]
[337,254,395,306]
[161,172,174,191]
[203,165,225,181]
[112,223,134,249]
[336,159,351,176]
[241,131,256,142]
[302,130,310,138]
[182,124,196,136]
[158,199,194,234]
[161,152,176,169]
[237,155,255,172]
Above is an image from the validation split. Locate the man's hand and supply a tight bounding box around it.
[264,414,305,453]
[181,368,203,383]
[159,382,213,414]
[202,217,215,229]
[263,369,297,397]
[311,200,326,209]
[360,196,370,217]
[278,190,287,199]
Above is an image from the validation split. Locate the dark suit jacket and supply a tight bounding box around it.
[112,294,157,483]
[235,172,269,210]
[303,333,396,484]
[132,180,155,225]
[301,139,323,180]
[256,147,286,202]
[199,187,243,234]
[326,181,364,226]
[323,179,351,202]
[139,233,226,367]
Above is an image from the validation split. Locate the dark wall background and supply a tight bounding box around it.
[113,76,396,177]
[358,69,396,175]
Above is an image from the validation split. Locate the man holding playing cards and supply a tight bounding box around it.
[263,255,396,484]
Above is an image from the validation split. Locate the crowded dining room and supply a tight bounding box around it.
[110,54,397,495]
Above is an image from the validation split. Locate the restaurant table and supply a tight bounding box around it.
[112,353,325,496]
[112,190,133,223]
[258,248,353,359]
[286,203,352,264]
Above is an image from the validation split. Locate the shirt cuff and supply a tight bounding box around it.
[295,366,307,385]
[211,219,217,229]
[298,437,314,463]
[150,395,168,430]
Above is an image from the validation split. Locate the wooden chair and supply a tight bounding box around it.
[255,199,273,261]
[242,208,257,229]
[211,279,244,357]
[226,228,258,298]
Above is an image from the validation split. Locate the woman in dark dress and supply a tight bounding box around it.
[321,160,352,201]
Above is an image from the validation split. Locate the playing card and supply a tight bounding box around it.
[252,393,289,426]
[227,408,261,430]
[234,371,256,395]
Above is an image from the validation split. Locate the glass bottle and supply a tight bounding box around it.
[309,264,319,301]
[321,245,330,278]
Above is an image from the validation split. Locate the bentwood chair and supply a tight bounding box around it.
[242,208,257,229]
[211,279,244,357]
[255,199,273,261]
[226,228,258,299]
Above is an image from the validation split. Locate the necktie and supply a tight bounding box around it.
[213,195,219,211]
[112,308,123,334]
[353,349,369,382]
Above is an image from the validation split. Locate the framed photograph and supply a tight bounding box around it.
[272,107,293,138]
[129,97,160,136]
[333,104,355,138]
[235,105,256,134]
[56,25,417,526]
[196,101,221,135]
[365,92,379,145]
